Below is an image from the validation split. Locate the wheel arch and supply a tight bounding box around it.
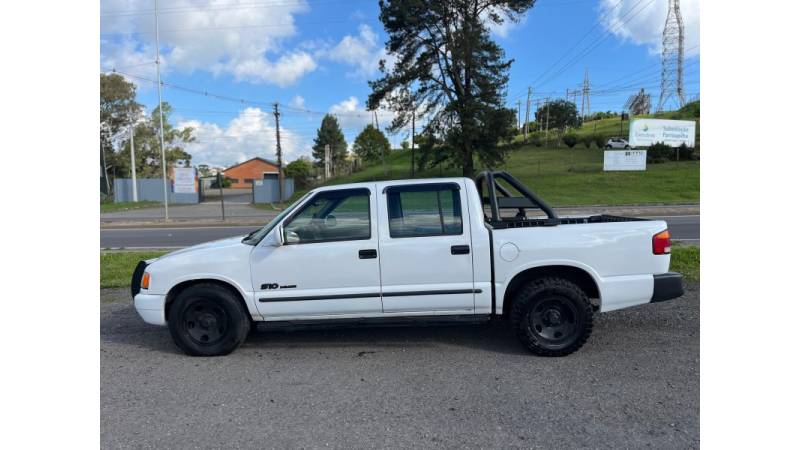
[165,278,255,323]
[501,264,601,316]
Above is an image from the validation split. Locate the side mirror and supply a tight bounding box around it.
[284,229,300,244]
[265,228,283,247]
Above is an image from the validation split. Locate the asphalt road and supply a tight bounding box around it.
[101,284,699,448]
[100,215,700,249]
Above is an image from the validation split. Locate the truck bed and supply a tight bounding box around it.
[487,214,645,229]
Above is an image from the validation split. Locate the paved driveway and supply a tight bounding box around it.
[101,284,699,448]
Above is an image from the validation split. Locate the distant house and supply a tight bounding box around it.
[222,157,279,189]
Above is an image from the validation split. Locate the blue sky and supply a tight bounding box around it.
[100,0,700,168]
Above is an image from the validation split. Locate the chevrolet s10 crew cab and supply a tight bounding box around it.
[132,171,684,357]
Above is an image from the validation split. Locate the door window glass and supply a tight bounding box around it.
[386,185,463,238]
[283,189,371,244]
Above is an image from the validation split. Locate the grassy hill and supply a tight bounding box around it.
[519,100,701,148]
[303,102,700,206]
[318,145,698,206]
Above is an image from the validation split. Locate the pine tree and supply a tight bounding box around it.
[311,114,348,175]
[367,0,535,177]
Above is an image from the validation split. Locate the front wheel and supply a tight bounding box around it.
[510,277,593,356]
[624,145,631,149]
[168,284,250,356]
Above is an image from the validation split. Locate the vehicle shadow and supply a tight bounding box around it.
[101,300,531,356]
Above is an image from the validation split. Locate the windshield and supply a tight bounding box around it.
[241,192,313,245]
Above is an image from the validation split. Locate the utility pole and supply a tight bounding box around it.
[273,103,284,202]
[545,98,550,147]
[130,123,138,202]
[324,144,331,180]
[524,86,531,141]
[374,111,386,176]
[516,100,521,132]
[154,0,169,220]
[535,99,542,131]
[658,0,686,111]
[580,68,591,119]
[410,106,416,178]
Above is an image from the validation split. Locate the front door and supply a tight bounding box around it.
[377,182,475,314]
[251,187,382,319]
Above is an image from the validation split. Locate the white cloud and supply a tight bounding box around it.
[599,0,700,56]
[100,0,316,85]
[178,107,309,167]
[289,95,305,109]
[482,8,527,38]
[329,96,395,131]
[321,24,394,78]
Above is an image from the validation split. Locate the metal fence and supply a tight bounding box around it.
[253,177,294,203]
[113,178,199,204]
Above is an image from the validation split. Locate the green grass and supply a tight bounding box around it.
[313,144,699,206]
[670,245,700,282]
[100,200,159,213]
[101,251,168,288]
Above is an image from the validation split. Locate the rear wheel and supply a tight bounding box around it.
[168,284,250,356]
[510,277,593,356]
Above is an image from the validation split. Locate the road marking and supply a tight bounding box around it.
[638,215,700,219]
[102,246,185,250]
[102,225,260,232]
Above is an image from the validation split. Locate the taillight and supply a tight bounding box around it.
[653,229,671,255]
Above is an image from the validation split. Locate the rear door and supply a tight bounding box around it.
[377,181,476,314]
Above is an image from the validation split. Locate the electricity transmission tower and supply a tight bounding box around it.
[580,68,590,119]
[657,0,686,112]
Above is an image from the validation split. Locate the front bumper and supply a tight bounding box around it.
[134,293,167,325]
[651,272,684,303]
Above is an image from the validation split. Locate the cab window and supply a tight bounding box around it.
[283,188,371,244]
[386,184,463,238]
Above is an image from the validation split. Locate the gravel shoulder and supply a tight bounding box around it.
[101,284,699,449]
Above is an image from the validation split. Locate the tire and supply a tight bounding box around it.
[624,145,631,149]
[510,277,593,357]
[605,145,611,149]
[168,283,251,356]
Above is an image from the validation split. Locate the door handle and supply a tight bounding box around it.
[451,245,470,255]
[359,249,378,259]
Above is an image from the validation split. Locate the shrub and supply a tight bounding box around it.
[582,135,593,149]
[562,134,578,148]
[530,135,542,147]
[594,135,606,149]
[646,142,672,164]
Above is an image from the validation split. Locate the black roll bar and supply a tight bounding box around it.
[475,171,559,224]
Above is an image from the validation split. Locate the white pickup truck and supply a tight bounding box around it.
[132,171,683,357]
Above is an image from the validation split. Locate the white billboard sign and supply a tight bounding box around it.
[629,118,696,148]
[604,150,647,171]
[173,167,196,194]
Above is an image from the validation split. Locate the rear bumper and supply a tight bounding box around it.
[651,272,684,303]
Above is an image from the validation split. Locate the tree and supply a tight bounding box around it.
[101,73,143,190]
[367,0,533,177]
[535,100,579,132]
[110,102,195,178]
[353,124,391,163]
[285,157,314,189]
[101,73,143,138]
[311,114,348,175]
